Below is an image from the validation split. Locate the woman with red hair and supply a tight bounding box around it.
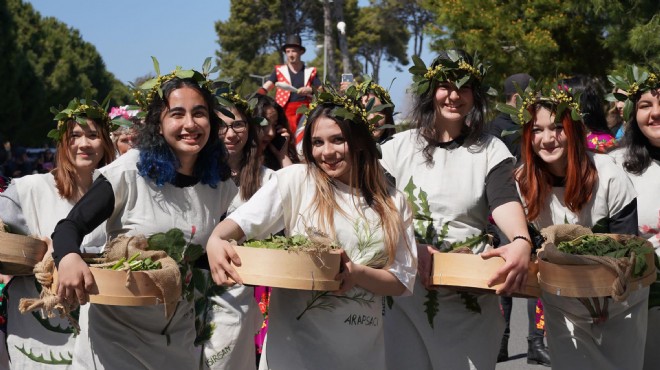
[508,84,644,370]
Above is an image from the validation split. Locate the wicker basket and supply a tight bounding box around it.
[0,233,47,275]
[232,246,341,291]
[432,253,541,298]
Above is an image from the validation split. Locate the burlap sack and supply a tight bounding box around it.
[538,224,639,301]
[19,234,182,325]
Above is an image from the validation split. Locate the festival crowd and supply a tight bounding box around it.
[0,34,658,370]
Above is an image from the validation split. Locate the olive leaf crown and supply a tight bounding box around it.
[297,81,393,131]
[48,94,133,142]
[606,65,660,122]
[213,81,267,127]
[354,76,394,107]
[496,79,582,126]
[131,56,217,113]
[408,50,495,96]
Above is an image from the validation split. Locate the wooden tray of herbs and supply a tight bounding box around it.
[0,220,48,276]
[232,235,341,291]
[432,252,541,298]
[53,252,164,306]
[538,234,656,298]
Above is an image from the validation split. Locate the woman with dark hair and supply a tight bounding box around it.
[380,50,533,369]
[509,83,642,370]
[252,94,298,170]
[51,69,237,369]
[201,88,268,369]
[561,75,617,153]
[609,66,660,370]
[206,87,417,370]
[1,98,115,369]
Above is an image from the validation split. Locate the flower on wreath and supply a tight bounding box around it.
[297,81,393,132]
[496,79,583,130]
[48,95,133,142]
[131,56,218,113]
[607,65,660,122]
[408,50,495,96]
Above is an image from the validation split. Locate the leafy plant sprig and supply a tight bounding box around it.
[606,65,660,122]
[48,95,132,142]
[408,50,495,96]
[496,79,582,129]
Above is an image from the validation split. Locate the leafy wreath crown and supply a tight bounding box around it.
[354,76,394,108]
[297,81,393,131]
[408,50,495,96]
[131,57,217,112]
[48,94,132,142]
[607,65,660,122]
[496,79,582,126]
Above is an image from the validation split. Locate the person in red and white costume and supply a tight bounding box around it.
[258,35,321,143]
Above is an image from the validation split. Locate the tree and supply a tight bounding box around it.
[1,0,130,146]
[349,1,410,83]
[215,0,323,92]
[387,0,433,57]
[424,0,660,91]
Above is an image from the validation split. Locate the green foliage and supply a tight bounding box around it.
[423,0,660,97]
[458,292,481,314]
[14,345,72,365]
[423,289,439,328]
[2,0,131,146]
[243,234,337,251]
[557,234,654,277]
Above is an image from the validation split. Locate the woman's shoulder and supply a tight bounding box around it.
[12,172,55,189]
[591,152,629,180]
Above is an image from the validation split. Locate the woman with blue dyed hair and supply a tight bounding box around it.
[51,68,238,369]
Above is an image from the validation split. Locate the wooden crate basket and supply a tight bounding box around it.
[232,246,341,291]
[0,233,47,276]
[432,253,541,298]
[54,267,163,306]
[538,251,656,298]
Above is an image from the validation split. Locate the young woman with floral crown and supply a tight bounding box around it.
[198,86,268,370]
[380,50,533,370]
[51,63,238,369]
[608,66,660,370]
[502,81,643,370]
[252,94,298,171]
[0,97,117,369]
[206,85,417,370]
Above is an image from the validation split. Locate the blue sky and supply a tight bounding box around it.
[26,0,433,115]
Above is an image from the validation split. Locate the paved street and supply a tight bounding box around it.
[496,298,551,370]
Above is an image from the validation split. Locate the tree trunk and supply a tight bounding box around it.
[333,0,351,74]
[323,0,337,84]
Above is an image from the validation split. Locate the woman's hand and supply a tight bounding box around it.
[207,237,243,286]
[417,243,438,290]
[481,239,531,295]
[334,249,363,294]
[268,126,293,167]
[57,253,96,305]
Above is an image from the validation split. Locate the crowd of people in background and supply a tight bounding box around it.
[0,36,658,370]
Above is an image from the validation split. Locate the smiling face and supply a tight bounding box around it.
[635,88,660,147]
[159,87,211,168]
[257,106,277,151]
[68,119,104,173]
[531,107,568,176]
[310,116,351,185]
[285,47,303,65]
[434,82,474,124]
[218,107,249,159]
[115,130,136,155]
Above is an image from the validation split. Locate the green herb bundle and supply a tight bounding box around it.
[557,235,654,277]
[106,252,162,271]
[243,234,338,252]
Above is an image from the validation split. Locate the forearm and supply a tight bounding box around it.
[492,201,530,242]
[354,265,407,296]
[209,218,245,244]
